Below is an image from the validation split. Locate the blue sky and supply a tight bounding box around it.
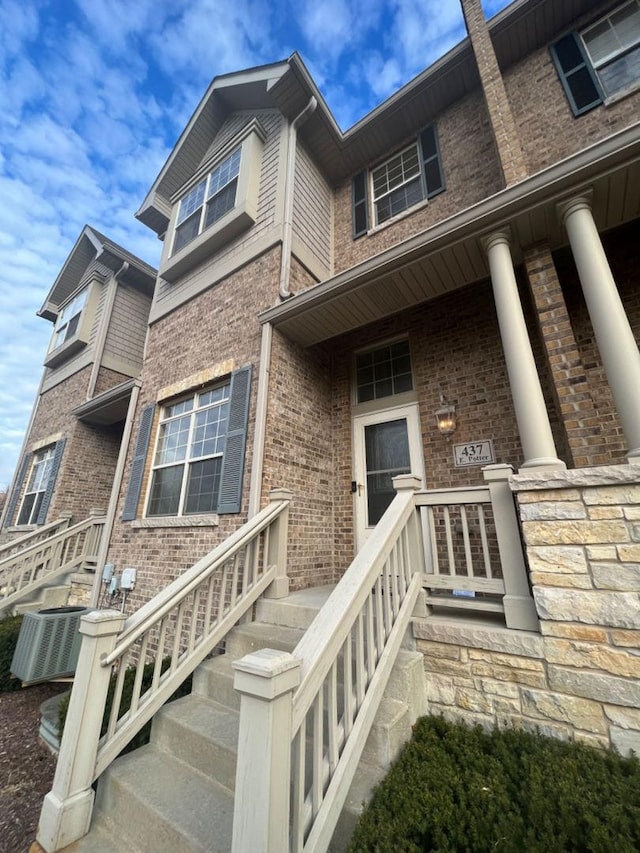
[0,0,510,488]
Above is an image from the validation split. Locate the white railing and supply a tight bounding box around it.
[231,465,536,852]
[0,514,72,560]
[419,464,537,631]
[231,475,425,853]
[37,489,293,853]
[0,513,105,615]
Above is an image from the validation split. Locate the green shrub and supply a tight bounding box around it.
[58,657,192,756]
[0,615,24,692]
[348,715,640,853]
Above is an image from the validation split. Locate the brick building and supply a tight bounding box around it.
[6,0,640,849]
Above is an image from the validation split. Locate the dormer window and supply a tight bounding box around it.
[44,281,99,368]
[160,121,265,283]
[51,288,88,350]
[173,147,242,254]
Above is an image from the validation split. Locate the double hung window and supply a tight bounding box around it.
[17,447,55,526]
[352,124,444,236]
[581,1,640,97]
[51,289,88,351]
[173,148,241,254]
[148,384,231,516]
[551,1,640,115]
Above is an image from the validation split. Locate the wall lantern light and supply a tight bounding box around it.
[435,395,457,436]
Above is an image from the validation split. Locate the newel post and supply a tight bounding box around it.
[232,649,301,853]
[37,610,125,852]
[264,487,293,599]
[482,464,538,631]
[392,474,428,618]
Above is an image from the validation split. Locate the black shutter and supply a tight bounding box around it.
[36,439,66,525]
[218,366,252,514]
[122,403,155,521]
[420,125,445,198]
[352,170,369,238]
[550,33,603,116]
[4,453,29,528]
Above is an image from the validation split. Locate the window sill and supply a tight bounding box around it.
[131,514,220,529]
[364,187,444,239]
[159,206,254,283]
[44,336,87,368]
[604,79,640,108]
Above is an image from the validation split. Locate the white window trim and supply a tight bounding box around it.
[581,0,640,98]
[44,280,100,368]
[16,447,55,526]
[145,383,231,518]
[371,143,423,226]
[159,121,266,283]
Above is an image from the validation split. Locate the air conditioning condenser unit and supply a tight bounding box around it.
[11,606,92,685]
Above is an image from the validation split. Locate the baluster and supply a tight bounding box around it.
[291,721,307,853]
[151,618,168,692]
[171,602,186,672]
[375,574,385,647]
[231,553,240,606]
[188,588,200,654]
[365,592,376,678]
[204,574,216,635]
[219,561,230,616]
[478,505,492,578]
[461,506,474,577]
[355,611,365,706]
[312,691,323,817]
[107,652,130,739]
[382,558,392,634]
[130,636,149,715]
[391,543,400,618]
[444,506,455,575]
[343,635,354,737]
[327,662,338,772]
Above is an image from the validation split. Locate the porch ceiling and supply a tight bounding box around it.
[261,126,640,347]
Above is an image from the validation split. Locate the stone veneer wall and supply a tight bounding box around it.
[413,464,640,756]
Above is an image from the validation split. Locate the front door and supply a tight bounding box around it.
[353,404,424,549]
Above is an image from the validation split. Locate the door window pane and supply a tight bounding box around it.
[364,419,411,525]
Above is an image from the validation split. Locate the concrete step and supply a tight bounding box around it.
[152,693,239,790]
[13,584,70,614]
[192,655,239,709]
[87,745,234,853]
[255,585,334,629]
[224,620,304,661]
[329,759,387,853]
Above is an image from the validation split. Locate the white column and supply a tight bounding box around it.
[559,194,640,460]
[484,230,565,471]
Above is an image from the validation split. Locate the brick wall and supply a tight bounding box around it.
[413,464,640,756]
[505,2,640,176]
[105,248,282,611]
[332,88,503,274]
[9,366,122,525]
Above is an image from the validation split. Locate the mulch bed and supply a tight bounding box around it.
[0,684,67,853]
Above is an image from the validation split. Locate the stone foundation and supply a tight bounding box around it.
[413,464,640,756]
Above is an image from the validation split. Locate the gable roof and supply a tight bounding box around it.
[136,0,599,237]
[38,225,157,321]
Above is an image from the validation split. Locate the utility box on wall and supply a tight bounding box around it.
[11,606,92,684]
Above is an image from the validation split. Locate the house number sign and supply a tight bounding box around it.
[453,439,495,468]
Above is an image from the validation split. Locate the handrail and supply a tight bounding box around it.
[0,515,72,560]
[38,490,293,852]
[0,515,105,613]
[230,476,425,853]
[104,499,285,666]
